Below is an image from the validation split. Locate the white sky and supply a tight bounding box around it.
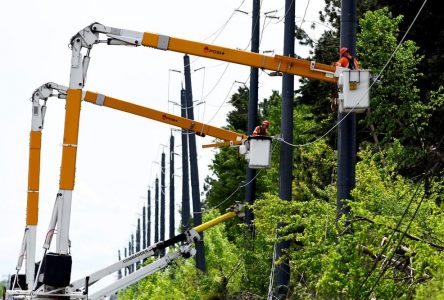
[0,0,328,291]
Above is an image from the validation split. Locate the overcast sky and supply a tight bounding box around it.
[0,0,328,290]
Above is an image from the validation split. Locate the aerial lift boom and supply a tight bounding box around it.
[12,83,68,292]
[7,82,253,300]
[74,22,338,83]
[82,91,247,145]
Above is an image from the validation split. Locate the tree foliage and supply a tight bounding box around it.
[0,280,6,299]
[253,143,444,299]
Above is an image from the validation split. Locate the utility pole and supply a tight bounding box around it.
[145,189,151,264]
[180,89,191,230]
[160,152,166,256]
[128,241,131,274]
[245,0,260,228]
[155,177,159,243]
[130,235,135,273]
[136,218,141,269]
[184,54,206,272]
[169,134,175,239]
[124,247,127,276]
[142,206,146,249]
[337,0,357,221]
[274,0,295,298]
[147,189,151,247]
[117,250,122,279]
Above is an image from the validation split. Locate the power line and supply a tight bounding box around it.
[299,0,311,28]
[356,178,423,294]
[267,233,278,300]
[365,177,428,297]
[272,0,295,24]
[242,0,266,50]
[365,162,438,297]
[202,80,238,125]
[356,165,437,297]
[181,0,248,70]
[201,0,248,44]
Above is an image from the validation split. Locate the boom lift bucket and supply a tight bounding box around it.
[337,69,370,113]
[245,136,272,169]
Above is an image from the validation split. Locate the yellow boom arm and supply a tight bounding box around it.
[140,32,337,83]
[83,91,247,145]
[87,23,338,84]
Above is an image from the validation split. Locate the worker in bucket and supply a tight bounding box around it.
[330,47,361,111]
[252,120,270,136]
[336,47,360,70]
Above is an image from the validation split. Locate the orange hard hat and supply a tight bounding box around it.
[340,47,349,56]
[263,120,270,126]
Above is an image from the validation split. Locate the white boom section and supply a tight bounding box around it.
[89,245,196,300]
[69,230,199,292]
[11,83,68,292]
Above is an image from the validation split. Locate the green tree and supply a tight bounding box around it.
[226,86,249,133]
[0,280,6,299]
[253,142,444,299]
[358,8,444,179]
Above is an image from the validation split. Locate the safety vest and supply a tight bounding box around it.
[347,57,356,70]
[336,56,360,70]
[252,125,267,136]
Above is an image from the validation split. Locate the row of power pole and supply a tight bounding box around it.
[118,54,207,276]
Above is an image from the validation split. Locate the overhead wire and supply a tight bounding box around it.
[356,179,423,294]
[243,0,266,51]
[196,67,206,122]
[201,77,237,125]
[198,0,288,133]
[267,233,278,300]
[365,178,428,297]
[272,0,296,24]
[196,0,261,130]
[182,0,248,70]
[357,161,436,294]
[259,16,274,49]
[365,164,438,297]
[167,69,183,114]
[299,0,311,28]
[201,0,247,44]
[200,64,231,105]
[191,0,321,143]
[211,166,264,211]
